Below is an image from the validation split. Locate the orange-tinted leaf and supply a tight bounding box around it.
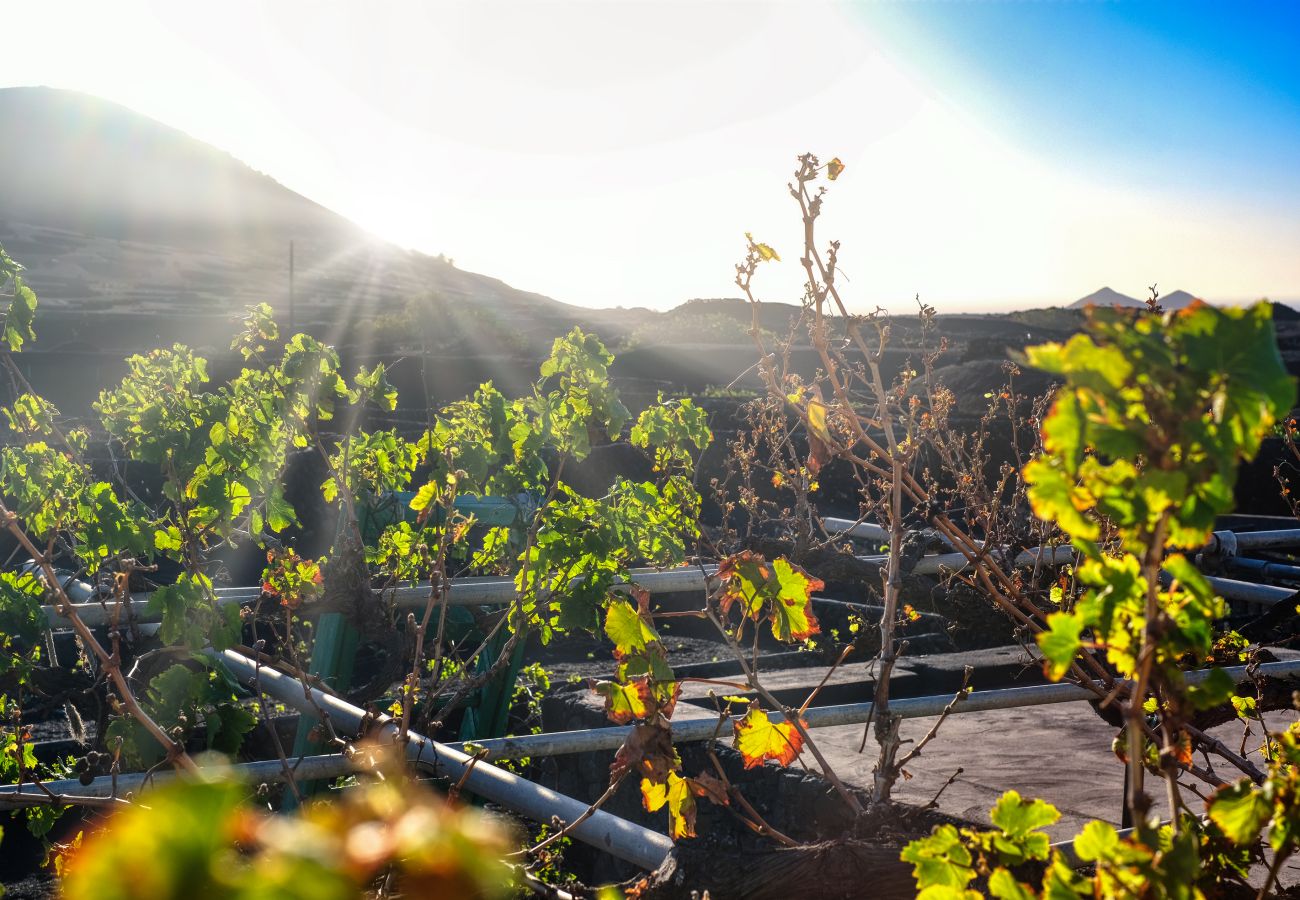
[717,552,823,643]
[805,390,835,476]
[689,772,730,806]
[827,157,846,181]
[807,433,832,477]
[593,677,654,724]
[653,681,682,720]
[631,585,652,617]
[612,722,678,783]
[733,707,806,769]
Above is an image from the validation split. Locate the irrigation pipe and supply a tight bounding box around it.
[1223,557,1300,583]
[40,565,716,629]
[38,522,1300,630]
[850,531,1296,605]
[0,754,355,810]
[450,659,1300,763]
[216,648,673,870]
[834,520,1300,559]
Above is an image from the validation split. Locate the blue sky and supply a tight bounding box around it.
[860,0,1300,207]
[1,1,1297,311]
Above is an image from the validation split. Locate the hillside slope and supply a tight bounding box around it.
[0,87,571,334]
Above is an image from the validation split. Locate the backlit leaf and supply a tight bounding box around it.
[990,791,1060,839]
[1208,780,1269,844]
[1036,612,1084,681]
[733,706,805,769]
[988,868,1035,900]
[1071,820,1119,863]
[642,772,696,840]
[768,557,822,642]
[689,772,730,806]
[593,677,654,724]
[604,598,660,660]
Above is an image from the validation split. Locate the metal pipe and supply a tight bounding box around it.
[1223,557,1300,584]
[910,545,1077,576]
[0,754,355,810]
[821,517,890,544]
[1209,529,1300,553]
[1202,575,1296,607]
[41,565,716,629]
[838,524,1300,558]
[453,659,1300,762]
[217,648,673,870]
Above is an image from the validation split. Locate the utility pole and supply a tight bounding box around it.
[288,240,296,333]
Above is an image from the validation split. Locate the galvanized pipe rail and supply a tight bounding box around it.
[7,654,1298,865]
[217,648,674,871]
[40,565,716,629]
[840,521,1300,607]
[37,522,1300,629]
[830,519,1300,560]
[0,753,355,809]
[1223,556,1300,584]
[450,659,1300,762]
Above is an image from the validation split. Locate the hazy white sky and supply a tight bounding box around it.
[3,1,1298,311]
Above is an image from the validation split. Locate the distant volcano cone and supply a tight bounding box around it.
[1067,287,1143,310]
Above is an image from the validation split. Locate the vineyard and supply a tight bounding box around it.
[2,156,1300,900]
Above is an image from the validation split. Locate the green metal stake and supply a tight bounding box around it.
[283,611,360,805]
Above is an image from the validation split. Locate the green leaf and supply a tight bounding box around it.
[1071,820,1119,862]
[3,277,38,352]
[1024,459,1099,543]
[990,790,1060,839]
[604,599,660,660]
[768,557,823,642]
[989,868,1035,900]
[901,824,975,891]
[1208,779,1270,844]
[1036,612,1085,681]
[1187,667,1236,711]
[153,526,183,552]
[265,492,296,532]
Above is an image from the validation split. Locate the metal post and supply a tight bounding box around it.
[288,240,295,333]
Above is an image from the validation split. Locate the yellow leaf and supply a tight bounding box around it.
[733,707,805,769]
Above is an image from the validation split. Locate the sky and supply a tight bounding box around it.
[2,0,1298,312]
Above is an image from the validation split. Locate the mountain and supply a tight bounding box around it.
[1067,286,1209,311]
[0,87,572,344]
[1067,287,1143,310]
[1156,289,1201,310]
